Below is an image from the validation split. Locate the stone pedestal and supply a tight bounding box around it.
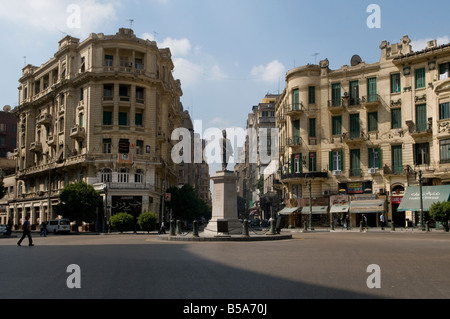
[203,171,241,236]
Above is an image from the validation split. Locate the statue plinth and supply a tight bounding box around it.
[203,170,241,236]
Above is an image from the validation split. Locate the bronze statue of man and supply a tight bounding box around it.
[220,130,234,171]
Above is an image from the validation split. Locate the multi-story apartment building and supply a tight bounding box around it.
[0,107,18,158]
[7,28,187,228]
[276,35,450,228]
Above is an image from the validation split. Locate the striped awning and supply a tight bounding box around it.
[278,207,299,215]
[301,206,328,214]
[350,200,385,214]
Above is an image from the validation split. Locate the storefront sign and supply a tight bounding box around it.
[348,182,363,194]
[391,196,403,204]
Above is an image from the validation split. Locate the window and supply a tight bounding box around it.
[440,63,449,80]
[78,113,83,128]
[101,168,112,183]
[332,116,342,135]
[368,112,378,132]
[391,73,401,93]
[120,56,129,68]
[392,145,403,174]
[118,168,129,183]
[309,152,316,172]
[291,154,302,173]
[415,68,426,89]
[367,77,377,102]
[439,102,450,120]
[136,140,144,155]
[440,139,450,164]
[414,143,430,165]
[103,85,113,101]
[350,81,359,105]
[329,150,344,172]
[292,89,300,110]
[331,83,341,106]
[103,139,112,154]
[135,169,144,183]
[349,113,360,138]
[59,117,64,133]
[119,85,130,101]
[105,55,114,67]
[103,111,113,126]
[292,119,300,144]
[80,88,84,101]
[309,118,316,138]
[135,113,143,127]
[308,86,315,104]
[391,108,402,129]
[119,112,128,126]
[135,58,143,70]
[368,147,382,169]
[350,149,360,176]
[416,104,427,132]
[136,87,144,103]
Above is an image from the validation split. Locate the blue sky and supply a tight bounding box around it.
[0,0,449,133]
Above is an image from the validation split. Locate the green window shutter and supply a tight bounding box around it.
[378,147,382,169]
[415,68,425,89]
[350,81,359,105]
[367,78,377,101]
[416,104,427,132]
[329,151,333,171]
[368,148,373,168]
[391,108,401,129]
[308,86,316,104]
[291,154,294,174]
[309,118,316,137]
[340,150,344,171]
[332,83,341,106]
[292,89,299,110]
[350,113,360,138]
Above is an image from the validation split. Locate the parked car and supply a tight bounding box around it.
[46,219,71,234]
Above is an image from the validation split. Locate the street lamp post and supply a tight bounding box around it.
[305,179,314,231]
[418,170,425,231]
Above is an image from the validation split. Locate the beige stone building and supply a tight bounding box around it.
[276,35,450,228]
[7,28,189,228]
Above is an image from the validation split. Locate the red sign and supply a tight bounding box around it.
[391,196,403,204]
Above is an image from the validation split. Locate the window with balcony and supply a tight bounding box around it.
[414,142,430,165]
[367,77,377,102]
[349,113,360,138]
[103,111,113,126]
[136,87,145,104]
[309,152,317,172]
[392,145,403,174]
[331,83,341,106]
[103,84,113,101]
[291,153,302,173]
[416,104,427,132]
[391,73,401,93]
[439,102,450,120]
[105,55,114,67]
[350,81,359,105]
[135,58,143,70]
[292,119,300,144]
[292,89,300,110]
[118,168,129,183]
[332,116,342,135]
[329,150,343,172]
[101,168,112,183]
[440,63,449,80]
[135,113,143,127]
[440,139,450,164]
[415,68,426,89]
[119,85,130,101]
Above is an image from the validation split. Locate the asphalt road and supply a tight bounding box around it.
[1,230,449,300]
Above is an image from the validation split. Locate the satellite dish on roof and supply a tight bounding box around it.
[3,105,11,112]
[351,55,362,67]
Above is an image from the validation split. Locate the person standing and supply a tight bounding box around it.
[18,216,34,247]
[380,213,385,230]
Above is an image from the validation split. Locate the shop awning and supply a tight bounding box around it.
[330,205,350,213]
[350,200,385,213]
[397,185,450,212]
[278,207,299,215]
[301,206,328,214]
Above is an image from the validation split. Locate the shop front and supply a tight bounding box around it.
[349,197,386,227]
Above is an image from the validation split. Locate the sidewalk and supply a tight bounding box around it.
[280,226,449,233]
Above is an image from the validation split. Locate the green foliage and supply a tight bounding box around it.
[110,212,134,233]
[138,212,157,233]
[255,174,264,194]
[429,201,450,232]
[166,184,211,221]
[56,181,103,224]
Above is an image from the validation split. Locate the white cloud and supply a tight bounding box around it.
[172,58,204,88]
[411,35,450,51]
[159,37,192,57]
[210,65,228,80]
[251,60,286,83]
[0,0,118,38]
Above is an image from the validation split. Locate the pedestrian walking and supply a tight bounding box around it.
[345,214,350,230]
[380,213,385,230]
[159,221,166,234]
[18,216,34,247]
[361,214,368,231]
[40,221,47,237]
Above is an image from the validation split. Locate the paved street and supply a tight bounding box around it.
[1,230,450,300]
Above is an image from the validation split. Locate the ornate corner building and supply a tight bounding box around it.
[276,36,450,228]
[7,28,190,226]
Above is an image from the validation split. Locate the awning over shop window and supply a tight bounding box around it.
[350,200,385,214]
[301,206,328,214]
[397,185,450,212]
[330,205,350,213]
[278,207,299,215]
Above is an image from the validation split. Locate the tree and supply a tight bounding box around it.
[166,185,211,221]
[429,201,450,232]
[138,212,157,233]
[56,181,103,227]
[110,212,134,233]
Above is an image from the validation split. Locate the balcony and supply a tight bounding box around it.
[70,125,86,140]
[383,165,405,175]
[281,171,328,181]
[30,142,43,153]
[362,94,381,108]
[47,135,56,146]
[328,99,344,113]
[284,104,304,117]
[342,131,367,144]
[36,113,52,127]
[286,136,303,147]
[406,120,432,138]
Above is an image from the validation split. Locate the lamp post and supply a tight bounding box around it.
[305,179,314,231]
[418,170,425,231]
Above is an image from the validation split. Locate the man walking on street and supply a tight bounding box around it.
[18,216,34,247]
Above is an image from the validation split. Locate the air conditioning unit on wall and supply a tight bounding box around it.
[332,170,341,176]
[368,168,377,174]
